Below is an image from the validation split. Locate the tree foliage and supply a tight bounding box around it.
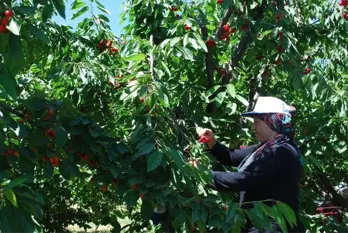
[0,0,347,232]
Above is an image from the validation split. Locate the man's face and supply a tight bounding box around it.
[251,116,277,143]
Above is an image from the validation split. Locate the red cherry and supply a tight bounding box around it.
[344,12,348,20]
[50,157,59,167]
[277,46,284,53]
[217,0,224,4]
[47,109,54,115]
[13,151,19,157]
[0,25,8,33]
[1,18,9,26]
[206,39,216,48]
[108,81,114,87]
[101,185,108,193]
[199,135,210,143]
[140,98,145,102]
[109,48,118,54]
[24,112,32,121]
[219,69,227,76]
[241,24,249,31]
[107,41,113,47]
[140,193,145,199]
[90,177,94,183]
[223,24,230,32]
[339,0,348,7]
[4,10,13,19]
[184,24,191,30]
[171,7,178,11]
[131,184,139,191]
[304,67,311,75]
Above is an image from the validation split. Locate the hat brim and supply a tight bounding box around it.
[241,109,296,116]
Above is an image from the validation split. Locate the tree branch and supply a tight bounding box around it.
[215,5,234,39]
[210,0,268,105]
[201,25,216,114]
[225,0,267,80]
[149,34,156,82]
[316,171,348,209]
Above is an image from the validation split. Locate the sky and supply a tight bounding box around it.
[53,0,127,36]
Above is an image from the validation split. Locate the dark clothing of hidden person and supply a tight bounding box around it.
[198,97,306,233]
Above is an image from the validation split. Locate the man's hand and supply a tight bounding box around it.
[196,127,217,149]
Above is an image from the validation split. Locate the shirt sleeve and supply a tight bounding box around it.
[209,141,259,167]
[209,144,300,191]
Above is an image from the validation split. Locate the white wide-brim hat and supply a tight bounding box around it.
[242,96,296,116]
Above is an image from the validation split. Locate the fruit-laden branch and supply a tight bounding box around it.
[0,102,25,118]
[204,5,234,114]
[209,0,268,108]
[226,0,267,83]
[316,170,348,209]
[215,5,234,40]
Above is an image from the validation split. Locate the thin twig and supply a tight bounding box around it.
[149,34,155,82]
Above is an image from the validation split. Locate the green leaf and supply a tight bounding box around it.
[44,162,54,179]
[133,143,155,160]
[97,5,110,15]
[111,221,121,233]
[272,205,288,233]
[71,0,86,10]
[170,37,180,47]
[42,4,55,22]
[160,61,171,77]
[141,200,153,220]
[59,159,80,180]
[169,149,185,168]
[124,54,146,61]
[236,95,249,107]
[0,64,17,99]
[3,176,28,190]
[147,151,163,172]
[27,25,49,44]
[124,191,139,207]
[52,0,66,19]
[7,33,24,75]
[71,6,89,20]
[0,206,12,233]
[193,32,208,52]
[226,204,237,222]
[226,84,236,98]
[182,47,194,61]
[276,201,297,229]
[183,33,189,47]
[206,85,220,97]
[15,6,36,16]
[4,189,18,207]
[189,38,200,51]
[56,126,68,148]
